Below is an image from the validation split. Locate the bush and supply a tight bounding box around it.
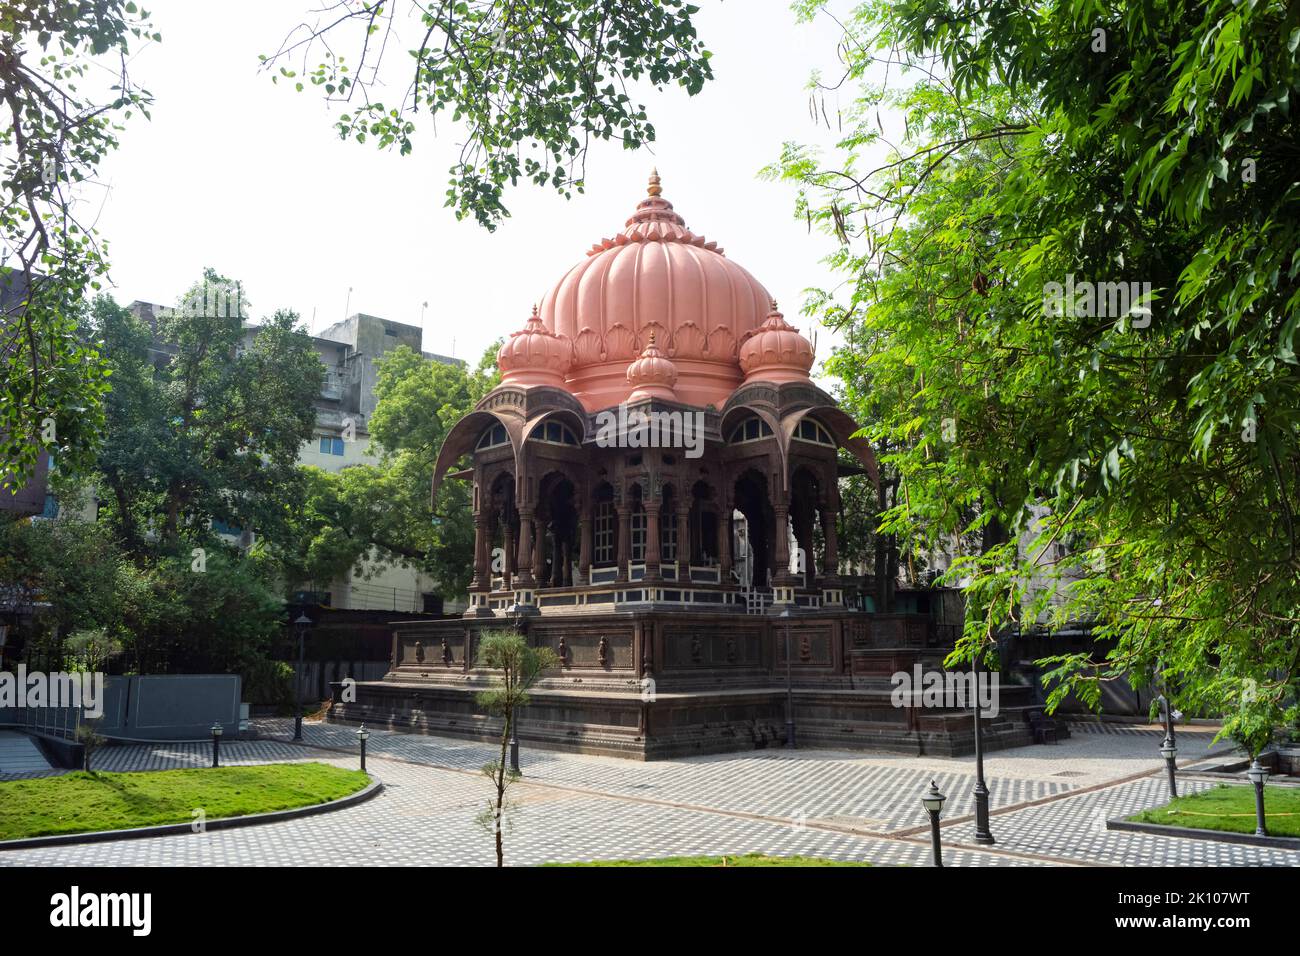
[240,657,295,710]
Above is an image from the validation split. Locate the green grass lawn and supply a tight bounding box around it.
[0,762,369,841]
[548,853,872,867]
[1128,783,1300,837]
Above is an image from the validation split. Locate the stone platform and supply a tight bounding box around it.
[328,609,1052,760]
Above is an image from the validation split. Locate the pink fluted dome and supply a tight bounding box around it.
[739,302,815,384]
[626,330,678,402]
[536,170,773,410]
[498,305,571,389]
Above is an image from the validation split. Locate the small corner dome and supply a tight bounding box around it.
[497,305,572,389]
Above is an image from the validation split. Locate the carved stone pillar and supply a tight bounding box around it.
[515,508,535,587]
[502,522,515,590]
[772,502,795,605]
[820,505,840,579]
[819,500,842,606]
[644,501,662,582]
[675,504,689,576]
[577,502,592,585]
[471,512,490,591]
[773,503,791,575]
[718,504,732,583]
[533,514,547,584]
[615,505,631,582]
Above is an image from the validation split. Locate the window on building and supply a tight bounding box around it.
[211,518,241,536]
[319,436,345,456]
[661,516,677,562]
[794,419,835,446]
[594,501,615,564]
[727,416,774,444]
[476,424,509,450]
[630,508,647,562]
[528,420,580,446]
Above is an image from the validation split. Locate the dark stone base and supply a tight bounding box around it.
[329,607,1051,760]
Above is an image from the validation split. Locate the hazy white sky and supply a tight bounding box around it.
[92,1,862,371]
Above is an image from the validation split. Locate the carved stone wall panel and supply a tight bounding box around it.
[776,625,833,666]
[662,625,762,668]
[533,622,634,671]
[397,630,467,669]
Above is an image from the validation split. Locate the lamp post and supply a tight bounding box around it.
[779,607,795,748]
[506,602,524,775]
[1246,759,1269,836]
[357,723,370,773]
[1157,694,1179,798]
[971,652,995,845]
[293,612,311,741]
[922,779,947,867]
[210,722,223,768]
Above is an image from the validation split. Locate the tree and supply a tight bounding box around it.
[0,509,136,667]
[261,0,714,229]
[473,629,558,866]
[3,276,324,681]
[276,341,500,601]
[91,274,324,555]
[1,0,157,488]
[773,1,1300,739]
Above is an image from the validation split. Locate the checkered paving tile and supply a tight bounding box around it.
[1,719,1295,867]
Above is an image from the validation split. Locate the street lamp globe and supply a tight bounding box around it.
[922,779,947,817]
[1246,760,1269,787]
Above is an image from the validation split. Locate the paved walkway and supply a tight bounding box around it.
[1,719,1296,867]
[0,731,51,776]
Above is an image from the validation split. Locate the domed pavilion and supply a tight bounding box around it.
[434,170,876,617]
[331,174,1039,759]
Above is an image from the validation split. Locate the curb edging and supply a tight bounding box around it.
[0,775,383,851]
[1106,817,1300,850]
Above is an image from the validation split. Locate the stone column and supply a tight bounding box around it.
[644,500,662,582]
[819,501,843,606]
[773,503,793,580]
[676,503,690,576]
[533,515,547,585]
[502,521,515,590]
[515,508,535,587]
[820,505,840,578]
[615,504,631,582]
[773,501,795,604]
[577,503,592,585]
[471,512,490,591]
[718,505,732,583]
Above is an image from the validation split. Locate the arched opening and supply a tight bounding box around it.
[537,472,578,587]
[733,469,773,589]
[790,466,821,590]
[689,479,718,567]
[487,471,516,590]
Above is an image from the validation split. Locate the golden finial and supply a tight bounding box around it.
[648,167,662,197]
[648,330,657,346]
[531,303,539,318]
